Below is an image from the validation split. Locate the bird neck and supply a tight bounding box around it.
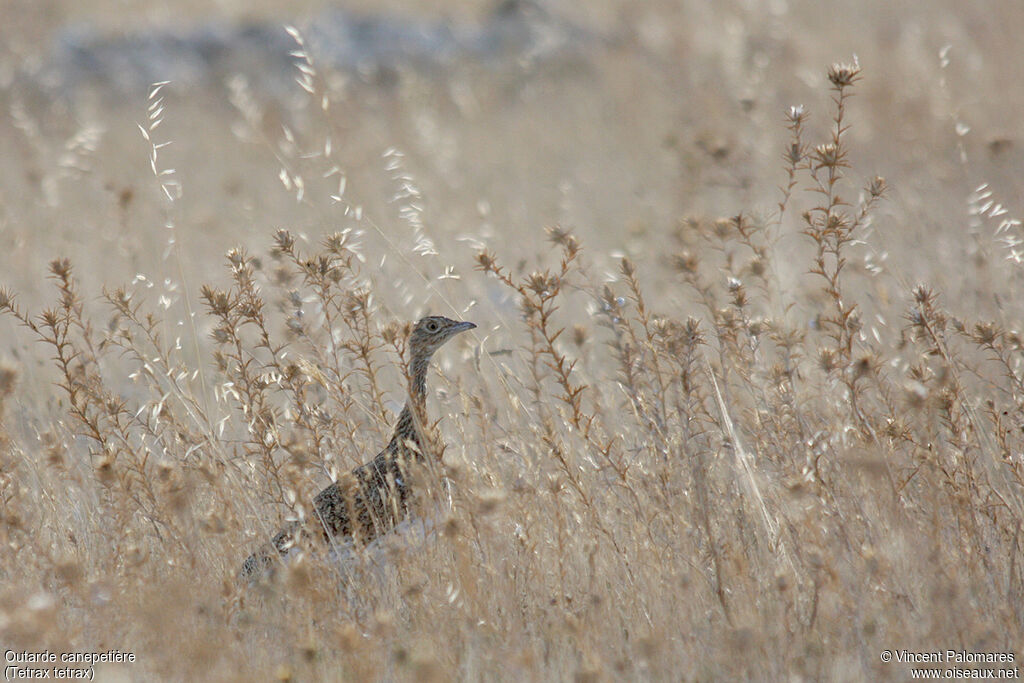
[408,353,430,405]
[389,351,431,453]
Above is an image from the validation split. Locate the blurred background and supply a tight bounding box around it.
[1,0,1022,309]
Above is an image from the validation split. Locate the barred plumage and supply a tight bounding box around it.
[241,316,475,579]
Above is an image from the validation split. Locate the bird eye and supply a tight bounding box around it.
[426,321,439,332]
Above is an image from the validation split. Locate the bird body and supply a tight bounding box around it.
[241,316,475,579]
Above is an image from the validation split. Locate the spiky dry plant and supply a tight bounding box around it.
[2,43,1024,683]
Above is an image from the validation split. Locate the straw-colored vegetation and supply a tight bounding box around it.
[1,2,1023,680]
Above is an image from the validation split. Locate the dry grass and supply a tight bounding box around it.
[1,2,1024,681]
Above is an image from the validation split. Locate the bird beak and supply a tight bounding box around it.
[455,321,476,333]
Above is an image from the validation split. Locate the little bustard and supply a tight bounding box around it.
[241,315,476,579]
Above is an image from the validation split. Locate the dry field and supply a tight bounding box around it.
[1,1,1024,680]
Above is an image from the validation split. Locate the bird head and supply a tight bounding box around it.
[409,316,476,360]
